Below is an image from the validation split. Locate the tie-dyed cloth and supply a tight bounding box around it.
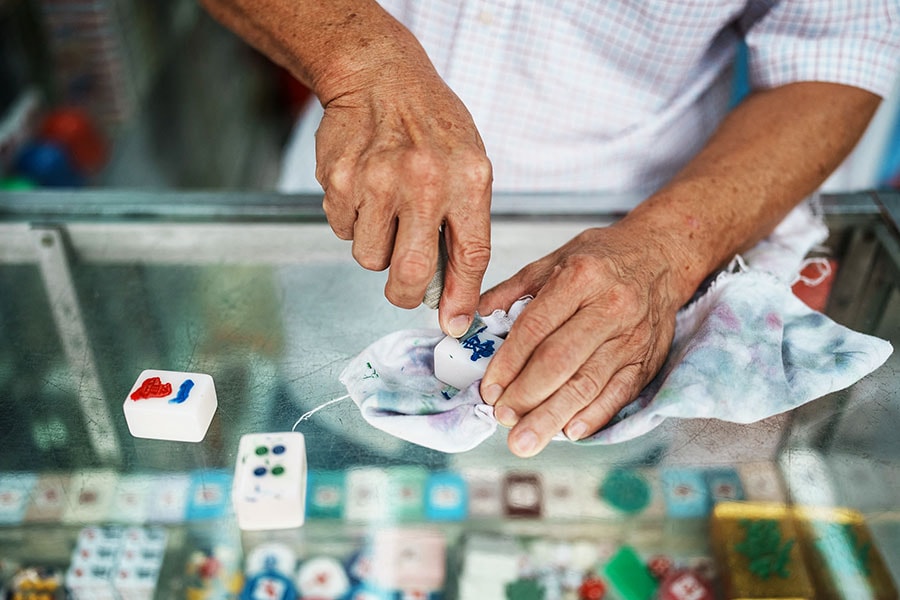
[340,204,893,452]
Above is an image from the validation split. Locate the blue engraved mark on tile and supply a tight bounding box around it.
[461,328,495,361]
[168,379,195,404]
[253,467,266,477]
[272,445,286,455]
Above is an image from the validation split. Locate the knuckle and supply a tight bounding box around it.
[455,240,491,272]
[560,254,599,286]
[361,156,396,192]
[533,341,578,374]
[405,150,442,184]
[565,369,604,404]
[512,314,554,344]
[463,153,493,189]
[353,244,388,271]
[540,403,574,431]
[604,286,640,316]
[324,157,354,194]
[391,248,433,286]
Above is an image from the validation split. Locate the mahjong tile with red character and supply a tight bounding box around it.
[659,570,714,600]
[25,473,70,523]
[123,369,217,442]
[0,473,37,525]
[369,528,446,592]
[296,556,350,598]
[62,471,118,524]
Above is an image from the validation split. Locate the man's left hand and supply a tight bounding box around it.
[478,222,690,457]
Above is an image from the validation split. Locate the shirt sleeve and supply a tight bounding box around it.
[745,0,900,98]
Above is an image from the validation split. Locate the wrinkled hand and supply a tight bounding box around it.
[315,68,492,336]
[478,223,691,457]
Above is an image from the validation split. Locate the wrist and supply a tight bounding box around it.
[301,16,437,106]
[613,204,716,307]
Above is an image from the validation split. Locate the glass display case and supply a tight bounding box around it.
[0,190,897,599]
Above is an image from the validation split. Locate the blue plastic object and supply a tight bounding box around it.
[14,141,84,187]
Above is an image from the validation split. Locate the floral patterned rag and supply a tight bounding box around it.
[339,204,893,452]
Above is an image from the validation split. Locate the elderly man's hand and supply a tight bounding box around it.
[478,222,694,457]
[315,69,493,337]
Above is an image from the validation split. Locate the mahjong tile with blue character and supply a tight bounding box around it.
[123,369,217,442]
[433,328,505,390]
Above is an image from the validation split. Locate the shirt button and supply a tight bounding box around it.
[478,10,494,25]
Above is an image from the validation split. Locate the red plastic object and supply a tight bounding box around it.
[578,575,607,600]
[659,570,714,600]
[648,555,674,580]
[39,107,108,174]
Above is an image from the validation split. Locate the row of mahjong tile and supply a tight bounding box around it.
[459,535,715,600]
[0,526,168,600]
[66,526,167,600]
[459,501,899,600]
[305,462,786,522]
[238,529,448,600]
[0,470,233,527]
[0,462,785,527]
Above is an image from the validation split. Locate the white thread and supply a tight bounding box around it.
[791,256,832,287]
[291,394,351,432]
[728,255,750,273]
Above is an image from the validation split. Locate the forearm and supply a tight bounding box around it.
[199,0,433,104]
[620,81,881,303]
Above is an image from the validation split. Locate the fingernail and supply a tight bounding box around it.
[566,420,588,441]
[481,383,503,405]
[511,429,538,455]
[494,404,518,427]
[448,315,470,338]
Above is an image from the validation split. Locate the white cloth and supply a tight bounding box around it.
[280,0,900,196]
[340,206,893,452]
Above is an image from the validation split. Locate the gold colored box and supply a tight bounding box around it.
[712,502,814,599]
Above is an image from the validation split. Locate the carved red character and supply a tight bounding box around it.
[659,570,714,600]
[131,377,172,400]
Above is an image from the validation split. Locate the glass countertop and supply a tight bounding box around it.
[0,190,897,599]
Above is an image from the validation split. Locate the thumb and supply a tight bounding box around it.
[479,262,555,315]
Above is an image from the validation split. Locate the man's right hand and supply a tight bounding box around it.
[315,67,492,337]
[199,0,493,336]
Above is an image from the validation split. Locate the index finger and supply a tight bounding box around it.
[479,269,585,406]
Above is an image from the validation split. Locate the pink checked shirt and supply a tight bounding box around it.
[279,0,899,197]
